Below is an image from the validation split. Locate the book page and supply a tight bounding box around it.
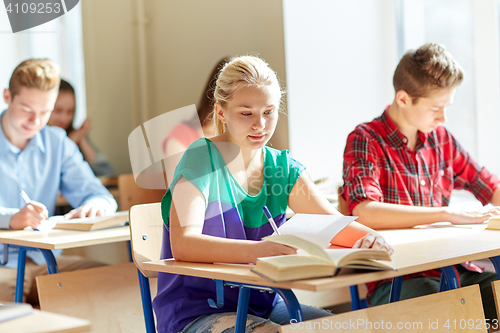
[323,248,390,266]
[53,211,128,224]
[0,302,33,323]
[263,234,333,263]
[30,212,128,231]
[276,214,357,248]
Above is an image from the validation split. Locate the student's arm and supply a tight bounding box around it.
[352,200,498,229]
[490,187,500,206]
[287,171,393,254]
[0,203,48,230]
[169,177,297,264]
[59,136,117,218]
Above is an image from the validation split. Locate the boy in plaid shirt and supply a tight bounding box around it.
[341,43,500,320]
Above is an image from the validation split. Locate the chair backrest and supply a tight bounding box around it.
[118,173,166,211]
[280,285,486,333]
[37,263,149,333]
[491,279,500,319]
[129,202,164,278]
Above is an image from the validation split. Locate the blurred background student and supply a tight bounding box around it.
[161,57,229,185]
[48,79,115,177]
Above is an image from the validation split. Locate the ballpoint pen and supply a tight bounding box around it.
[20,190,39,231]
[262,206,280,235]
[20,190,31,205]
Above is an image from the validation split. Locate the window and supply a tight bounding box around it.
[0,2,87,126]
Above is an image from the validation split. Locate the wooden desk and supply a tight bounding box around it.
[144,224,500,292]
[0,309,91,333]
[0,227,130,250]
[0,227,130,302]
[143,225,500,332]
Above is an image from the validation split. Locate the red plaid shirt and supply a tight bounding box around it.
[341,107,500,297]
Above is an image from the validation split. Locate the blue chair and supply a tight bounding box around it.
[129,203,163,333]
[129,203,304,333]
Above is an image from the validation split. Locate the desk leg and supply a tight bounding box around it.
[272,288,303,322]
[39,249,58,274]
[389,276,403,302]
[489,256,500,280]
[137,270,155,333]
[15,247,59,303]
[349,285,361,310]
[439,266,459,290]
[14,247,27,303]
[235,287,251,333]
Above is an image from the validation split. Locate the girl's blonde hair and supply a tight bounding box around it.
[212,56,283,134]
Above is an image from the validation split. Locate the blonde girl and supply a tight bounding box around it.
[153,56,393,333]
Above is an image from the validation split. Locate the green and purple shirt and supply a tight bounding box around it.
[153,138,305,333]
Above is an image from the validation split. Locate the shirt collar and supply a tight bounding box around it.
[0,111,46,155]
[380,106,429,150]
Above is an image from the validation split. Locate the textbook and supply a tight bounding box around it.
[252,234,394,282]
[42,211,129,231]
[251,213,393,282]
[0,302,33,323]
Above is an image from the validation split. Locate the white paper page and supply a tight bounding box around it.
[276,214,357,248]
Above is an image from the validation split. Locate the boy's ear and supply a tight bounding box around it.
[395,90,411,108]
[214,103,226,124]
[3,89,11,105]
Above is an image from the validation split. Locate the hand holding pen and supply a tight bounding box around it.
[9,190,48,230]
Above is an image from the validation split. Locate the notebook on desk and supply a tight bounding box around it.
[36,211,129,231]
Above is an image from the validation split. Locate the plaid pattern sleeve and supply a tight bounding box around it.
[341,128,384,215]
[341,111,500,214]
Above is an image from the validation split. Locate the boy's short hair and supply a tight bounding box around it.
[393,43,464,102]
[9,59,61,98]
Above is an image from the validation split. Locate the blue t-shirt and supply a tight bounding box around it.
[153,138,305,333]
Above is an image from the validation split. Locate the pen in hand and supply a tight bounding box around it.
[20,190,31,205]
[262,206,280,235]
[19,190,41,231]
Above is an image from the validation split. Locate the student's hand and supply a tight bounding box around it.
[68,119,91,145]
[10,202,49,230]
[352,232,394,255]
[445,206,500,225]
[251,241,297,263]
[65,201,108,219]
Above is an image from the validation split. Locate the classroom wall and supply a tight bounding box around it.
[81,0,288,176]
[283,0,398,186]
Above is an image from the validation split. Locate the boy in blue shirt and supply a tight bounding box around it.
[0,59,117,304]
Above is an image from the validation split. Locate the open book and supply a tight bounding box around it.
[0,302,33,323]
[252,234,393,282]
[251,213,393,282]
[39,211,129,231]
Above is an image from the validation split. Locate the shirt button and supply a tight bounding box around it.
[21,184,26,189]
[420,180,426,186]
[440,169,444,176]
[402,138,408,144]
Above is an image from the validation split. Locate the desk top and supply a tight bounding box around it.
[143,224,500,292]
[0,226,130,250]
[0,309,90,333]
